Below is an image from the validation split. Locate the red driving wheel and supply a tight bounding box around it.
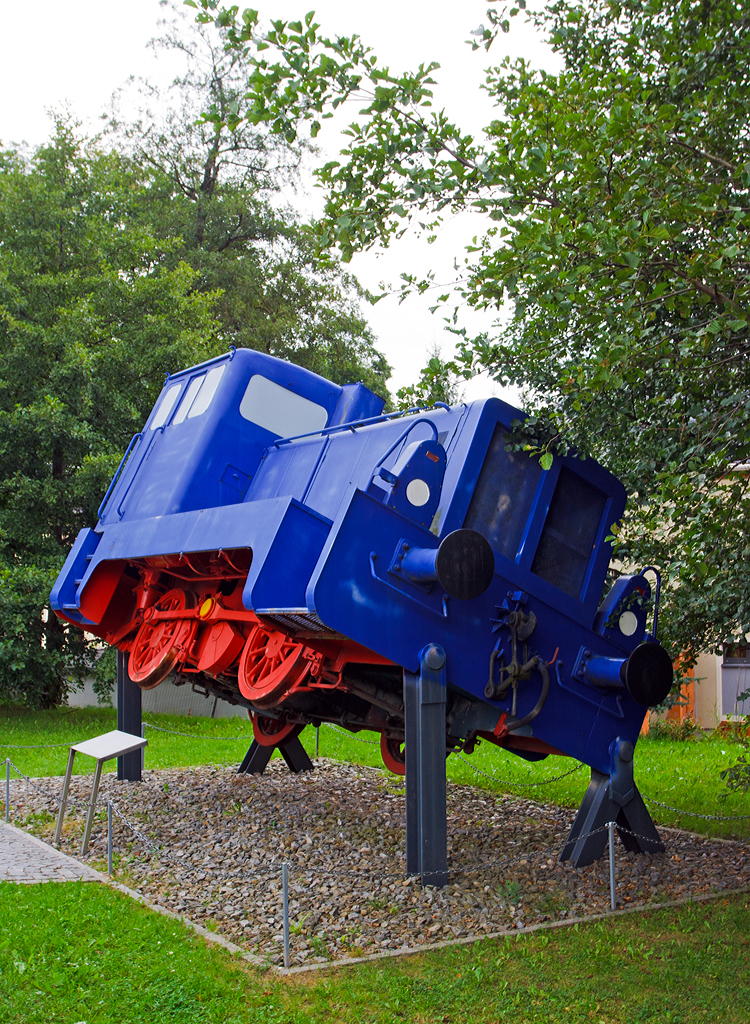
[380,733,406,776]
[251,713,304,748]
[129,589,197,689]
[237,622,311,708]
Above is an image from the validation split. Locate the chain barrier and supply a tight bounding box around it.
[455,753,586,789]
[143,723,253,741]
[0,740,72,749]
[6,758,66,806]
[323,723,380,745]
[3,761,82,815]
[108,800,177,863]
[645,797,750,822]
[12,760,748,968]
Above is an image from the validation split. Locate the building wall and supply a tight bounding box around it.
[68,676,247,719]
[669,647,750,729]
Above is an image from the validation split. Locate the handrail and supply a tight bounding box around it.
[97,433,143,520]
[163,346,236,384]
[367,417,440,490]
[640,566,662,641]
[272,402,450,449]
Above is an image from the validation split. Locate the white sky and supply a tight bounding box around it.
[0,0,558,404]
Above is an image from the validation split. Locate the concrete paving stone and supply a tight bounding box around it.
[0,821,100,883]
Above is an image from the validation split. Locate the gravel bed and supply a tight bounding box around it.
[12,759,750,967]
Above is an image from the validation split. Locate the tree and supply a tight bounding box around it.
[0,13,394,708]
[196,0,750,660]
[394,344,465,410]
[105,7,391,395]
[0,119,220,706]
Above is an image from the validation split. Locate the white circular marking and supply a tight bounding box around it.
[406,478,430,507]
[618,610,638,637]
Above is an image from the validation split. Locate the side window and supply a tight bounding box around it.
[464,426,543,560]
[150,384,181,429]
[172,375,205,425]
[172,365,226,425]
[531,467,607,599]
[187,365,225,419]
[239,374,328,437]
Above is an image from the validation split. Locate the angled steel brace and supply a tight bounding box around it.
[238,736,313,776]
[560,738,664,867]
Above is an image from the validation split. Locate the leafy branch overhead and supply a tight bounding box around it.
[195,0,750,660]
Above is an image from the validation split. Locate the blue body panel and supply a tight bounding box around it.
[51,348,657,777]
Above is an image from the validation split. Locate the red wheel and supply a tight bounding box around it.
[381,733,406,776]
[129,589,197,689]
[251,713,304,748]
[237,622,310,708]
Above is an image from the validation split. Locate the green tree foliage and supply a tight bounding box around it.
[394,344,465,410]
[0,121,219,706]
[0,15,391,707]
[197,0,750,660]
[105,10,390,394]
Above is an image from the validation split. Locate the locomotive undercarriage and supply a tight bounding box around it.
[72,548,557,774]
[79,551,419,772]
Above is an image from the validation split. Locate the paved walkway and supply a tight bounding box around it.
[0,820,101,883]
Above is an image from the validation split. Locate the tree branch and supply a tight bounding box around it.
[669,136,736,173]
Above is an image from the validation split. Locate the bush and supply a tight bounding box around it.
[649,715,703,742]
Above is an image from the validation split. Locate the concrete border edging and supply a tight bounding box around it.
[7,824,749,977]
[279,883,750,974]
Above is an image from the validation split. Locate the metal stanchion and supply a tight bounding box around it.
[5,759,9,823]
[608,820,616,910]
[282,863,290,969]
[315,726,320,759]
[141,724,146,771]
[108,802,113,875]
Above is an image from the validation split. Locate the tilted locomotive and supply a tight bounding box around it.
[51,347,673,880]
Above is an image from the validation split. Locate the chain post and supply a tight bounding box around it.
[108,802,113,874]
[282,863,290,969]
[5,759,9,823]
[608,820,616,911]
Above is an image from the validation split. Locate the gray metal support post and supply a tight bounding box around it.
[282,863,290,969]
[108,802,113,875]
[117,650,142,782]
[80,758,104,856]
[54,747,76,847]
[5,759,9,823]
[608,820,616,910]
[404,644,448,887]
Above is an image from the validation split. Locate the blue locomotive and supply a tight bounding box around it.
[51,347,673,879]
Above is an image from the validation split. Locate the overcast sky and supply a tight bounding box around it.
[0,0,558,404]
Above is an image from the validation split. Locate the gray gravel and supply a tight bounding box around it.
[11,759,750,967]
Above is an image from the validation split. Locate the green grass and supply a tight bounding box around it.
[1,881,748,1023]
[1,705,748,839]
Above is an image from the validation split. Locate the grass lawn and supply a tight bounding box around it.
[1,705,748,840]
[0,881,748,1024]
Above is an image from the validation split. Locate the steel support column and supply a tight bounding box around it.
[116,651,142,782]
[404,644,448,887]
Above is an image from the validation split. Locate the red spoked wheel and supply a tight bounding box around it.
[251,713,304,748]
[380,733,406,776]
[129,589,197,689]
[237,622,311,708]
